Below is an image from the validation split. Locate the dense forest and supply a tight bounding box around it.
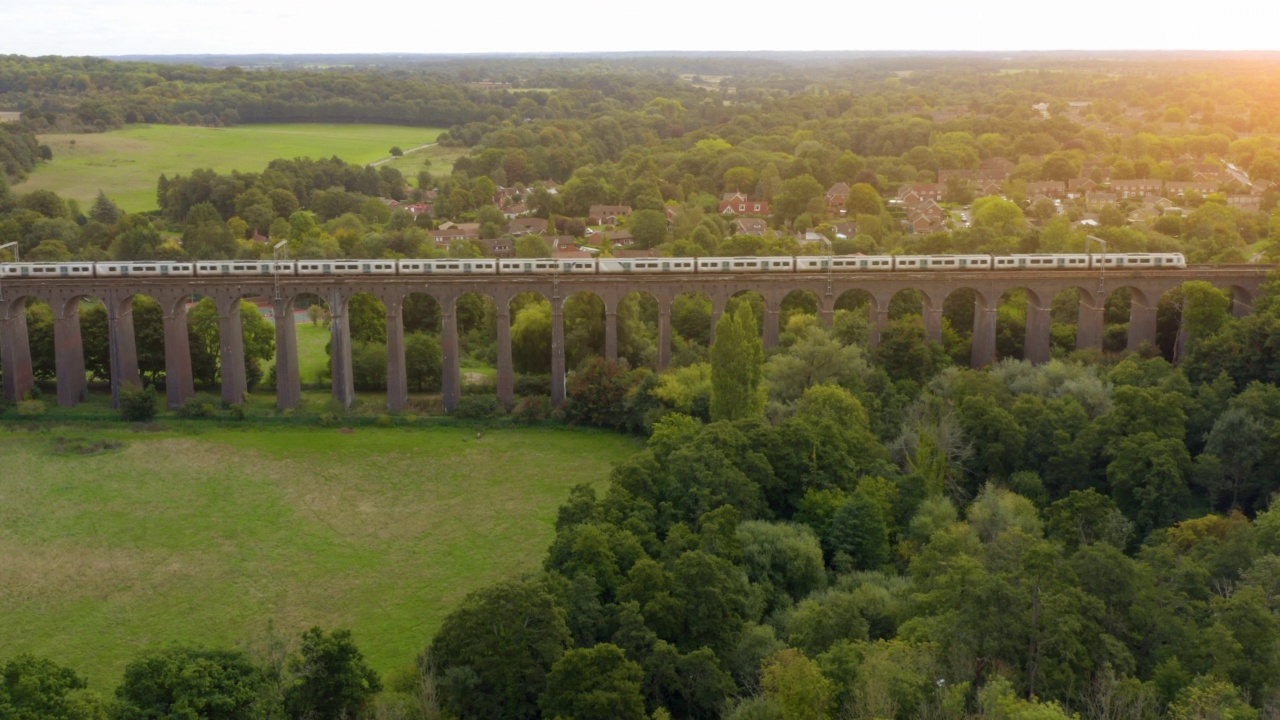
[6,52,1280,720]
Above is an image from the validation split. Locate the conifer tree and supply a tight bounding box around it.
[710,303,764,421]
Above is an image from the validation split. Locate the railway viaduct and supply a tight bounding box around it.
[0,265,1270,411]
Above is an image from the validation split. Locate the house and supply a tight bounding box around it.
[429,227,479,247]
[479,238,514,257]
[1111,179,1163,198]
[718,198,770,216]
[1085,191,1119,211]
[1028,193,1056,209]
[721,192,749,203]
[1228,194,1263,211]
[796,231,829,248]
[502,203,529,219]
[913,200,946,219]
[587,205,632,226]
[604,230,635,247]
[664,205,680,223]
[1129,206,1163,224]
[507,217,549,236]
[733,218,768,236]
[402,203,432,216]
[825,182,850,214]
[832,221,858,238]
[1164,181,1218,198]
[907,213,945,234]
[898,183,945,206]
[1068,177,1098,195]
[975,180,1003,197]
[1026,181,1067,199]
[496,186,523,207]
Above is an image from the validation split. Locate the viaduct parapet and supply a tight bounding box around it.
[0,266,1268,411]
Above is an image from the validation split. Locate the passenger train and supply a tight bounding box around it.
[0,253,1187,279]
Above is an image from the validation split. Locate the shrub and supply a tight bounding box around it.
[515,374,552,396]
[513,395,552,423]
[451,396,502,419]
[226,403,246,421]
[564,358,637,431]
[462,378,497,396]
[17,398,46,417]
[177,397,219,418]
[119,384,158,422]
[319,413,341,428]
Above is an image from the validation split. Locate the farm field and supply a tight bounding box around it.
[0,424,640,689]
[13,123,445,212]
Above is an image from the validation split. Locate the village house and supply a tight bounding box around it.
[907,212,946,235]
[975,180,1003,197]
[832,221,858,238]
[1085,191,1119,211]
[1111,179,1164,199]
[502,203,529,219]
[507,217,549,236]
[479,238,514,257]
[1164,181,1218,198]
[429,227,479,248]
[1026,181,1067,199]
[604,230,635,247]
[587,205,632,226]
[825,182,850,215]
[1068,177,1098,195]
[553,236,598,259]
[733,218,768,236]
[496,186,523,207]
[718,196,770,216]
[1228,194,1263,212]
[897,183,945,206]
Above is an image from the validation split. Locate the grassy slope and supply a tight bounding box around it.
[14,124,444,212]
[0,425,639,689]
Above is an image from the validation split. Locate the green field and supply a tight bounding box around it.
[14,123,446,212]
[0,424,640,689]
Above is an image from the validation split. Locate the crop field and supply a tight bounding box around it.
[0,424,640,688]
[13,123,445,212]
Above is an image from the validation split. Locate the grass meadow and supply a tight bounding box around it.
[0,423,640,689]
[14,123,446,212]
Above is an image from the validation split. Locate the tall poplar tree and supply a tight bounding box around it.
[710,303,764,421]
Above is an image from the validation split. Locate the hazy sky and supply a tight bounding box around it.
[5,0,1280,56]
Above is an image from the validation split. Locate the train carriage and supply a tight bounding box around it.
[296,260,396,275]
[3,263,97,277]
[194,261,292,276]
[606,259,696,274]
[695,257,793,273]
[96,262,195,277]
[828,256,894,271]
[497,259,575,274]
[399,260,497,275]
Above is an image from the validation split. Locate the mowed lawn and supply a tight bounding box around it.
[14,123,445,212]
[0,425,640,689]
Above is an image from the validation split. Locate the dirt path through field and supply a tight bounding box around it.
[369,142,437,167]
